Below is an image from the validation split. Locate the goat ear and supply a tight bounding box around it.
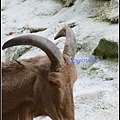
[14,59,39,74]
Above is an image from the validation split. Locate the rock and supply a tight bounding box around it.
[56,0,76,7]
[105,77,114,81]
[88,0,118,23]
[92,38,118,59]
[4,46,32,62]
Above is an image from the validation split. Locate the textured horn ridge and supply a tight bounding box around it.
[54,26,76,58]
[2,35,64,66]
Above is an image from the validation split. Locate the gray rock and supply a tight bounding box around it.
[92,38,118,59]
[88,0,118,23]
[55,0,76,7]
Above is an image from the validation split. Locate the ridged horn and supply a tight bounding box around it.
[2,35,64,66]
[54,26,76,58]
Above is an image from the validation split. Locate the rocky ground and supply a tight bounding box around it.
[1,0,119,120]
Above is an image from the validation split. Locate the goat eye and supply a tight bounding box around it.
[49,81,57,86]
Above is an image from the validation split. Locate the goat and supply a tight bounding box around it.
[2,26,78,120]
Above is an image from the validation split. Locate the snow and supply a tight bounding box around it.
[1,0,119,120]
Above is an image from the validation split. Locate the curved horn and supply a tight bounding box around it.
[2,35,64,66]
[54,26,76,58]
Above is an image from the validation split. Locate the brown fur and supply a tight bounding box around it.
[2,54,77,120]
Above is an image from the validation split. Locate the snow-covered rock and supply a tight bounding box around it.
[93,38,118,59]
